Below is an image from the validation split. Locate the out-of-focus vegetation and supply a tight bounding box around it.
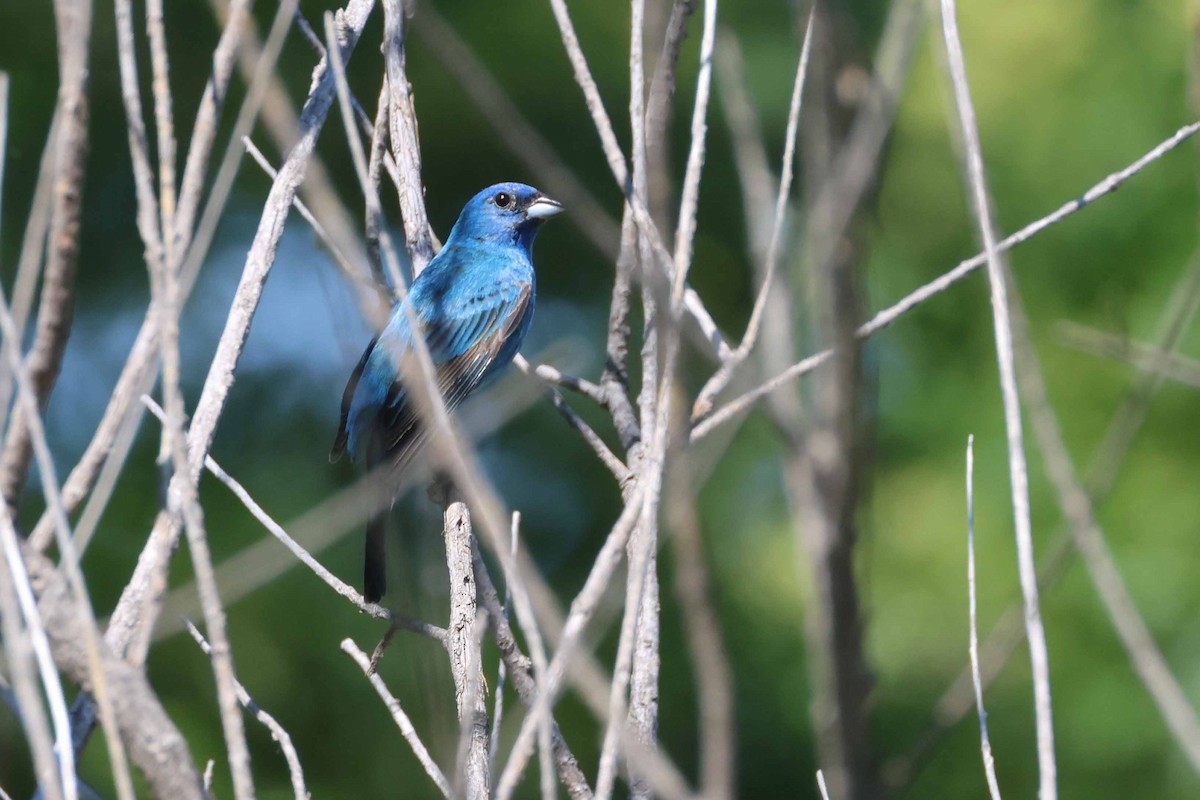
[2,0,1199,798]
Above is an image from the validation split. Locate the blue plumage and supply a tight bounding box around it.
[331,182,562,602]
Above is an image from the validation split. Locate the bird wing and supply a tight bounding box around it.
[356,282,531,470]
[329,336,378,463]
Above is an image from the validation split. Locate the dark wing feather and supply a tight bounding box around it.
[374,285,531,469]
[330,336,378,462]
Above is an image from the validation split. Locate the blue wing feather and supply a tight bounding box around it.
[332,254,533,470]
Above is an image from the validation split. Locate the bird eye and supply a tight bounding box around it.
[494,192,513,209]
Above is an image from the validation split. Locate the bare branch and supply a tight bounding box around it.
[514,356,632,483]
[187,623,310,800]
[146,0,177,263]
[142,394,445,637]
[24,540,203,799]
[472,544,593,799]
[1007,281,1200,770]
[0,0,93,511]
[965,436,1003,800]
[1056,322,1200,389]
[0,517,68,800]
[693,15,813,418]
[692,117,1200,442]
[817,770,832,800]
[383,0,437,272]
[173,0,251,248]
[438,496,490,800]
[668,0,718,302]
[665,438,734,800]
[102,0,377,676]
[342,640,453,798]
[152,89,257,800]
[242,137,364,286]
[0,108,58,431]
[939,3,1056,795]
[645,0,698,226]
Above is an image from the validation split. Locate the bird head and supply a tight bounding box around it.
[447,182,564,252]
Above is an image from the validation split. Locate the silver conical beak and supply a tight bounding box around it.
[526,196,564,220]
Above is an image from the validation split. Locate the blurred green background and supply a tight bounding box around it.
[3,0,1200,797]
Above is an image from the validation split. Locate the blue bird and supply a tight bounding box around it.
[331,182,563,602]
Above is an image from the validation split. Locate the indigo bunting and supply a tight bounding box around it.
[331,182,563,602]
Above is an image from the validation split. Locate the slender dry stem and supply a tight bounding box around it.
[966,436,1003,800]
[939,3,1056,795]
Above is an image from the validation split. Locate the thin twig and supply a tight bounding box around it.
[472,545,593,799]
[890,253,1200,788]
[668,0,718,303]
[495,489,645,799]
[187,622,310,800]
[692,14,814,417]
[101,0,376,687]
[645,0,699,226]
[342,640,453,798]
[939,3,1056,796]
[514,356,632,484]
[146,0,177,265]
[692,117,1200,441]
[0,108,59,432]
[242,136,364,287]
[966,436,1003,800]
[487,513,520,774]
[817,770,832,800]
[153,123,257,800]
[1056,322,1200,389]
[0,516,69,800]
[142,394,446,638]
[174,0,252,248]
[666,433,734,800]
[1007,282,1200,770]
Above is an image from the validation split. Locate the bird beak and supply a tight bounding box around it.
[526,196,564,220]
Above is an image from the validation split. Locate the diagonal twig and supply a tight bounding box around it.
[692,116,1200,442]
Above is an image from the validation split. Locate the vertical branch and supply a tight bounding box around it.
[0,109,59,432]
[645,0,698,228]
[938,2,1057,797]
[627,1,661,794]
[146,0,177,262]
[785,5,886,797]
[382,0,436,273]
[665,419,735,800]
[174,0,252,247]
[441,496,490,800]
[0,522,67,800]
[0,0,93,511]
[966,436,1003,800]
[153,107,258,800]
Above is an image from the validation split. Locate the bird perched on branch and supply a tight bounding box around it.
[331,182,563,603]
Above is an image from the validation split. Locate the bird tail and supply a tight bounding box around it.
[364,513,387,603]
